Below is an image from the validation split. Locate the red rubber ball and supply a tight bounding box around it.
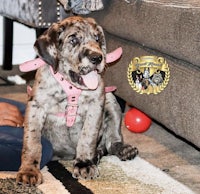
[124,108,152,133]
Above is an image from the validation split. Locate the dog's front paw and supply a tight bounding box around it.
[72,159,99,180]
[111,142,139,161]
[16,166,43,186]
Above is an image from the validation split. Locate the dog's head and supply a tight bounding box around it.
[34,16,106,89]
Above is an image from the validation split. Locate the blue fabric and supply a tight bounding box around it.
[0,98,53,171]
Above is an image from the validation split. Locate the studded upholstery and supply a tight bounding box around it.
[0,0,71,70]
[0,0,69,28]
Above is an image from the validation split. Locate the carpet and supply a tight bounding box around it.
[0,92,198,193]
[0,156,195,194]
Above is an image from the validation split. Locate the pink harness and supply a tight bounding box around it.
[49,67,117,127]
[20,47,122,127]
[49,67,81,127]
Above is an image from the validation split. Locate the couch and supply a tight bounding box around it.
[89,0,200,148]
[1,0,200,148]
[0,0,70,70]
[0,0,103,70]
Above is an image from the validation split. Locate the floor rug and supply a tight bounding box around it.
[0,156,195,194]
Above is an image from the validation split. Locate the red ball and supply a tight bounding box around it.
[124,108,152,133]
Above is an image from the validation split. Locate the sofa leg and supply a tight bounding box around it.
[2,17,13,70]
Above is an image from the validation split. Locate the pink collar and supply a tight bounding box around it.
[19,47,123,73]
[23,61,117,127]
[20,47,122,127]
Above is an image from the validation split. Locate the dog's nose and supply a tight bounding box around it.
[89,53,103,65]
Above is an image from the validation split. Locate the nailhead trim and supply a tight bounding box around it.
[57,2,61,22]
[38,0,61,27]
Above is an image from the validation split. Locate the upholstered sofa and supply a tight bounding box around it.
[1,0,200,148]
[89,0,200,148]
[0,0,70,70]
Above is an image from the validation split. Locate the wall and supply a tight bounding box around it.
[0,16,36,65]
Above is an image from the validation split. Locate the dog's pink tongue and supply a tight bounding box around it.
[81,71,99,90]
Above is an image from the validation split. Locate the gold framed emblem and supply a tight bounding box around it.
[127,56,170,94]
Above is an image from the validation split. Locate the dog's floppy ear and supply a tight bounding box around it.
[34,24,60,72]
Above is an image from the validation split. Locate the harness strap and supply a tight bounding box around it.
[49,67,81,127]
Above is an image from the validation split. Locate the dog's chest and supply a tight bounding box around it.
[36,67,104,155]
[42,91,99,158]
[43,90,91,126]
[43,87,93,116]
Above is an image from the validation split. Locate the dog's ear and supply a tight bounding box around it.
[34,24,60,72]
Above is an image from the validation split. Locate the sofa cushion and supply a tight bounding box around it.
[90,0,200,67]
[104,32,200,148]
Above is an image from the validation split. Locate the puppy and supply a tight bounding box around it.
[17,16,138,185]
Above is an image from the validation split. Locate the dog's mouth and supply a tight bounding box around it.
[69,70,99,90]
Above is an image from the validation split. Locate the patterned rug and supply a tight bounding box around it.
[0,156,194,194]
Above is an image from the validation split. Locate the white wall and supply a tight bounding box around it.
[0,16,36,65]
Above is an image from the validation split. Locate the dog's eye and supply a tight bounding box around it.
[69,34,80,46]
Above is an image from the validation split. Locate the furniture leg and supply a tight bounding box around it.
[2,17,13,70]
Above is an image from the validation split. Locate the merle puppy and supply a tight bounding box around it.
[17,16,138,185]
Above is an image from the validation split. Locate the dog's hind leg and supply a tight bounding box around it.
[103,93,138,161]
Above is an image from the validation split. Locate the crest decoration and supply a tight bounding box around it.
[127,56,170,94]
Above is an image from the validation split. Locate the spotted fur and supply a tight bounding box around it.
[16,16,138,185]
